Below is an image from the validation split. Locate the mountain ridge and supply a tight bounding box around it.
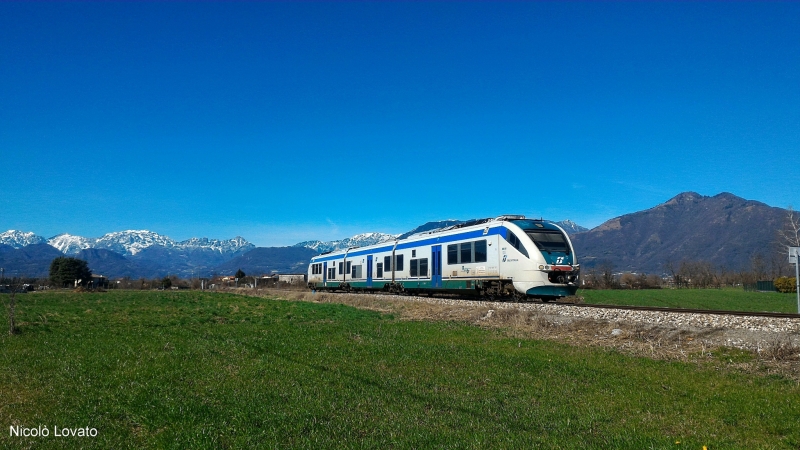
[4,193,788,278]
[571,191,788,272]
[1,230,255,257]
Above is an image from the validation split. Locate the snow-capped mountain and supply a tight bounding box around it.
[48,233,95,254]
[553,220,588,235]
[92,230,177,255]
[4,229,254,257]
[177,236,253,254]
[0,230,47,248]
[42,230,254,256]
[294,232,399,253]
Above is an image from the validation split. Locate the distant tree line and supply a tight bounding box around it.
[582,256,796,291]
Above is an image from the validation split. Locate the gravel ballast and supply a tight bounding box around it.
[360,293,800,353]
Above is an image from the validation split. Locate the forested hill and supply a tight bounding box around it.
[570,192,789,273]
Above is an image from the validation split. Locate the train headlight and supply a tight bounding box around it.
[538,265,544,270]
[545,265,551,270]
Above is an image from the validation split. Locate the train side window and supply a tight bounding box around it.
[447,244,457,265]
[410,259,418,277]
[507,231,530,258]
[346,261,352,274]
[475,240,487,263]
[395,254,404,271]
[338,262,343,275]
[460,242,473,264]
[377,263,383,278]
[352,265,362,279]
[412,249,416,257]
[419,258,428,277]
[384,256,391,272]
[327,268,335,278]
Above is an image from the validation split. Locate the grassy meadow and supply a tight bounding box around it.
[1,290,799,449]
[579,287,798,314]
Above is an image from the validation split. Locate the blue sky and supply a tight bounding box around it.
[1,2,798,246]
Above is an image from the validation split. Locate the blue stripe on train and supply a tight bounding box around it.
[311,226,507,263]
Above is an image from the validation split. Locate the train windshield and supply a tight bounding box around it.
[509,220,570,254]
[525,231,569,254]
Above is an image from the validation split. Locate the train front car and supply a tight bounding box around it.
[501,219,579,300]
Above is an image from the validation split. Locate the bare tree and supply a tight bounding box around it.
[750,253,767,281]
[768,250,788,279]
[714,265,728,288]
[664,258,680,288]
[646,274,663,288]
[777,207,800,249]
[636,272,648,289]
[619,272,637,288]
[583,267,600,288]
[766,207,799,278]
[598,260,616,289]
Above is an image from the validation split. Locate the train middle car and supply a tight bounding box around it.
[307,215,579,301]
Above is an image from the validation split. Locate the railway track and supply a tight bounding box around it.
[553,301,800,319]
[252,288,800,320]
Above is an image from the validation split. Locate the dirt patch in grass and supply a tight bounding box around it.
[237,288,800,380]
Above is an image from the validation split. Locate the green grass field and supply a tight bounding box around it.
[1,290,799,449]
[579,287,798,313]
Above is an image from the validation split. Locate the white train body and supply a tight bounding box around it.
[307,216,579,300]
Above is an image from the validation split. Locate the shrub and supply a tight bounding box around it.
[774,277,797,293]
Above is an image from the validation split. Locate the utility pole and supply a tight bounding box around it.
[790,247,800,313]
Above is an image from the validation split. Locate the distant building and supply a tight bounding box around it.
[90,274,108,289]
[278,274,305,284]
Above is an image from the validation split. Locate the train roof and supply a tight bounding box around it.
[309,215,564,261]
[411,215,530,237]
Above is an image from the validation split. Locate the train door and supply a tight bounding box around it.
[431,245,442,288]
[323,262,327,286]
[366,255,373,288]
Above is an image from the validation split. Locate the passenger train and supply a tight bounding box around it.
[307,215,579,301]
